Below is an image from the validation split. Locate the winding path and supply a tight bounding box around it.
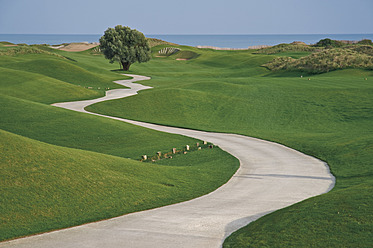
[1,74,335,248]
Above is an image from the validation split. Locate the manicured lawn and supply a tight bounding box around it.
[87,46,373,247]
[0,129,238,241]
[0,47,239,241]
[1,42,372,246]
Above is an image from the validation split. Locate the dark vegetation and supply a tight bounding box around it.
[99,25,151,71]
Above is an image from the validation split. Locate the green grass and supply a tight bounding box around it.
[0,67,101,104]
[224,183,373,248]
[0,46,65,59]
[86,46,373,247]
[0,53,131,97]
[2,41,373,246]
[174,50,200,60]
[0,45,239,241]
[0,129,238,241]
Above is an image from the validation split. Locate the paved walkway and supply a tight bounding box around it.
[1,74,335,248]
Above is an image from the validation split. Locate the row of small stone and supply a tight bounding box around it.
[79,85,111,90]
[141,141,214,162]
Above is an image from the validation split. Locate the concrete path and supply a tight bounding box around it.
[1,74,335,248]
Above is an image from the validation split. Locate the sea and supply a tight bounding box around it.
[1,34,373,48]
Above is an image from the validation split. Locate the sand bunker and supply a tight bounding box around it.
[57,43,99,52]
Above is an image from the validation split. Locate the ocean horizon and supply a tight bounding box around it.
[1,33,373,48]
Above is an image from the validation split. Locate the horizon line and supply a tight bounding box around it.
[1,33,373,36]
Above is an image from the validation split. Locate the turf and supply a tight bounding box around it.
[0,66,100,104]
[0,46,239,241]
[0,52,131,98]
[87,45,373,247]
[2,41,372,246]
[0,129,238,241]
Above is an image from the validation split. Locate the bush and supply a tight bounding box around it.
[357,39,373,46]
[314,38,344,48]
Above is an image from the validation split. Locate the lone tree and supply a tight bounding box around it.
[99,25,151,71]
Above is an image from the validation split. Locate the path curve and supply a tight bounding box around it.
[1,74,335,248]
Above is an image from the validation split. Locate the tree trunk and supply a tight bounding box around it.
[121,61,131,71]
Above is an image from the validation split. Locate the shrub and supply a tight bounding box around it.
[357,39,373,46]
[314,38,344,48]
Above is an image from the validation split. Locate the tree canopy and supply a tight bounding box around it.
[99,25,151,71]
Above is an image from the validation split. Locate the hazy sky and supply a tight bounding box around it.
[1,0,372,35]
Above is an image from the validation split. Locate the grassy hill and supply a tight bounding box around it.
[0,129,237,241]
[87,44,373,247]
[0,44,239,241]
[1,41,372,246]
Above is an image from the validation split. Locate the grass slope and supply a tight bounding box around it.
[0,94,201,159]
[0,129,238,241]
[0,46,239,241]
[87,46,373,247]
[0,52,131,96]
[0,67,100,104]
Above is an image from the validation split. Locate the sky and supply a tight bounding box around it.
[0,0,372,35]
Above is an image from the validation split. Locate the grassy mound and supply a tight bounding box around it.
[0,67,100,103]
[0,52,132,97]
[2,57,123,90]
[146,37,177,47]
[263,47,373,73]
[0,129,238,241]
[0,41,16,45]
[255,43,321,55]
[224,183,373,247]
[0,46,65,59]
[174,50,200,60]
[348,45,373,56]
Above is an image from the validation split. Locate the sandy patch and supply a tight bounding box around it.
[3,44,18,47]
[58,43,98,52]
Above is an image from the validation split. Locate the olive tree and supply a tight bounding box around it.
[99,25,151,71]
